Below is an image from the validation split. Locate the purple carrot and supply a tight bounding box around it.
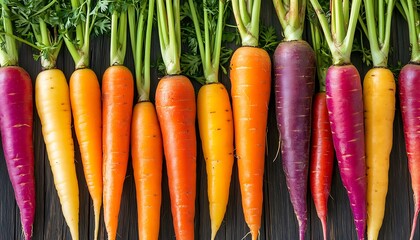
[326,64,366,239]
[399,63,420,240]
[0,66,35,240]
[274,40,316,239]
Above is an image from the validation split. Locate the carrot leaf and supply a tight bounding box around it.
[273,0,307,41]
[0,0,62,69]
[309,0,362,65]
[232,0,262,47]
[180,0,234,84]
[128,0,154,101]
[398,0,420,62]
[308,2,331,92]
[157,0,182,75]
[60,0,110,69]
[358,0,395,67]
[0,2,18,66]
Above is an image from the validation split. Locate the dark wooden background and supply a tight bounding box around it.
[0,1,415,240]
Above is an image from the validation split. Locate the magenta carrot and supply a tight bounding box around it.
[0,4,35,240]
[309,0,366,239]
[397,1,420,239]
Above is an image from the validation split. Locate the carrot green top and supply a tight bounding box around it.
[359,0,395,67]
[0,1,18,67]
[273,0,306,41]
[110,1,128,66]
[1,0,63,69]
[398,0,420,63]
[308,4,331,92]
[309,0,362,65]
[232,0,261,47]
[157,0,181,75]
[61,0,109,69]
[128,0,154,101]
[187,0,226,84]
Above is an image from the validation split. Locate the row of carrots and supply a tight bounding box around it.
[1,0,420,240]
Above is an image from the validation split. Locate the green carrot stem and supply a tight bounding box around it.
[0,3,18,66]
[232,0,260,46]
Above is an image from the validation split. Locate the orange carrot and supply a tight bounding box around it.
[69,68,102,239]
[128,0,163,238]
[155,0,197,239]
[102,65,134,240]
[230,46,271,240]
[230,1,271,239]
[156,75,196,240]
[131,102,162,239]
[61,1,108,238]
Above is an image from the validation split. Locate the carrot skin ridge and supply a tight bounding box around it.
[102,65,134,240]
[230,46,271,240]
[131,101,163,240]
[364,67,395,240]
[155,75,197,240]
[274,40,316,240]
[399,63,420,240]
[0,66,35,240]
[326,64,366,240]
[35,69,79,240]
[197,82,234,240]
[310,92,334,240]
[69,68,102,240]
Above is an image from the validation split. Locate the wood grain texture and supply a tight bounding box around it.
[0,3,415,240]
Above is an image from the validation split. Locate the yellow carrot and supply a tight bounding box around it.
[36,69,79,240]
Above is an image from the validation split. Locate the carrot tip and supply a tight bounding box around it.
[410,208,420,240]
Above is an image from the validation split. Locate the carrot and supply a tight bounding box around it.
[185,1,234,239]
[397,1,420,238]
[309,0,366,239]
[230,1,271,239]
[69,69,102,239]
[363,68,395,240]
[310,92,334,240]
[307,11,334,239]
[0,4,35,240]
[128,0,163,238]
[358,3,396,238]
[36,69,79,240]
[61,1,107,237]
[272,0,316,238]
[156,1,197,238]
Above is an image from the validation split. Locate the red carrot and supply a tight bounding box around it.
[308,9,334,240]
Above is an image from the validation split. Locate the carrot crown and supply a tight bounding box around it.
[231,0,261,47]
[309,0,362,65]
[398,0,420,63]
[128,0,154,101]
[157,0,181,75]
[359,0,395,67]
[5,0,63,70]
[186,0,227,84]
[273,0,306,41]
[308,4,331,92]
[61,0,110,69]
[0,2,18,67]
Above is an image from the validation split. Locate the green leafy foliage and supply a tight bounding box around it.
[180,0,234,83]
[259,25,280,53]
